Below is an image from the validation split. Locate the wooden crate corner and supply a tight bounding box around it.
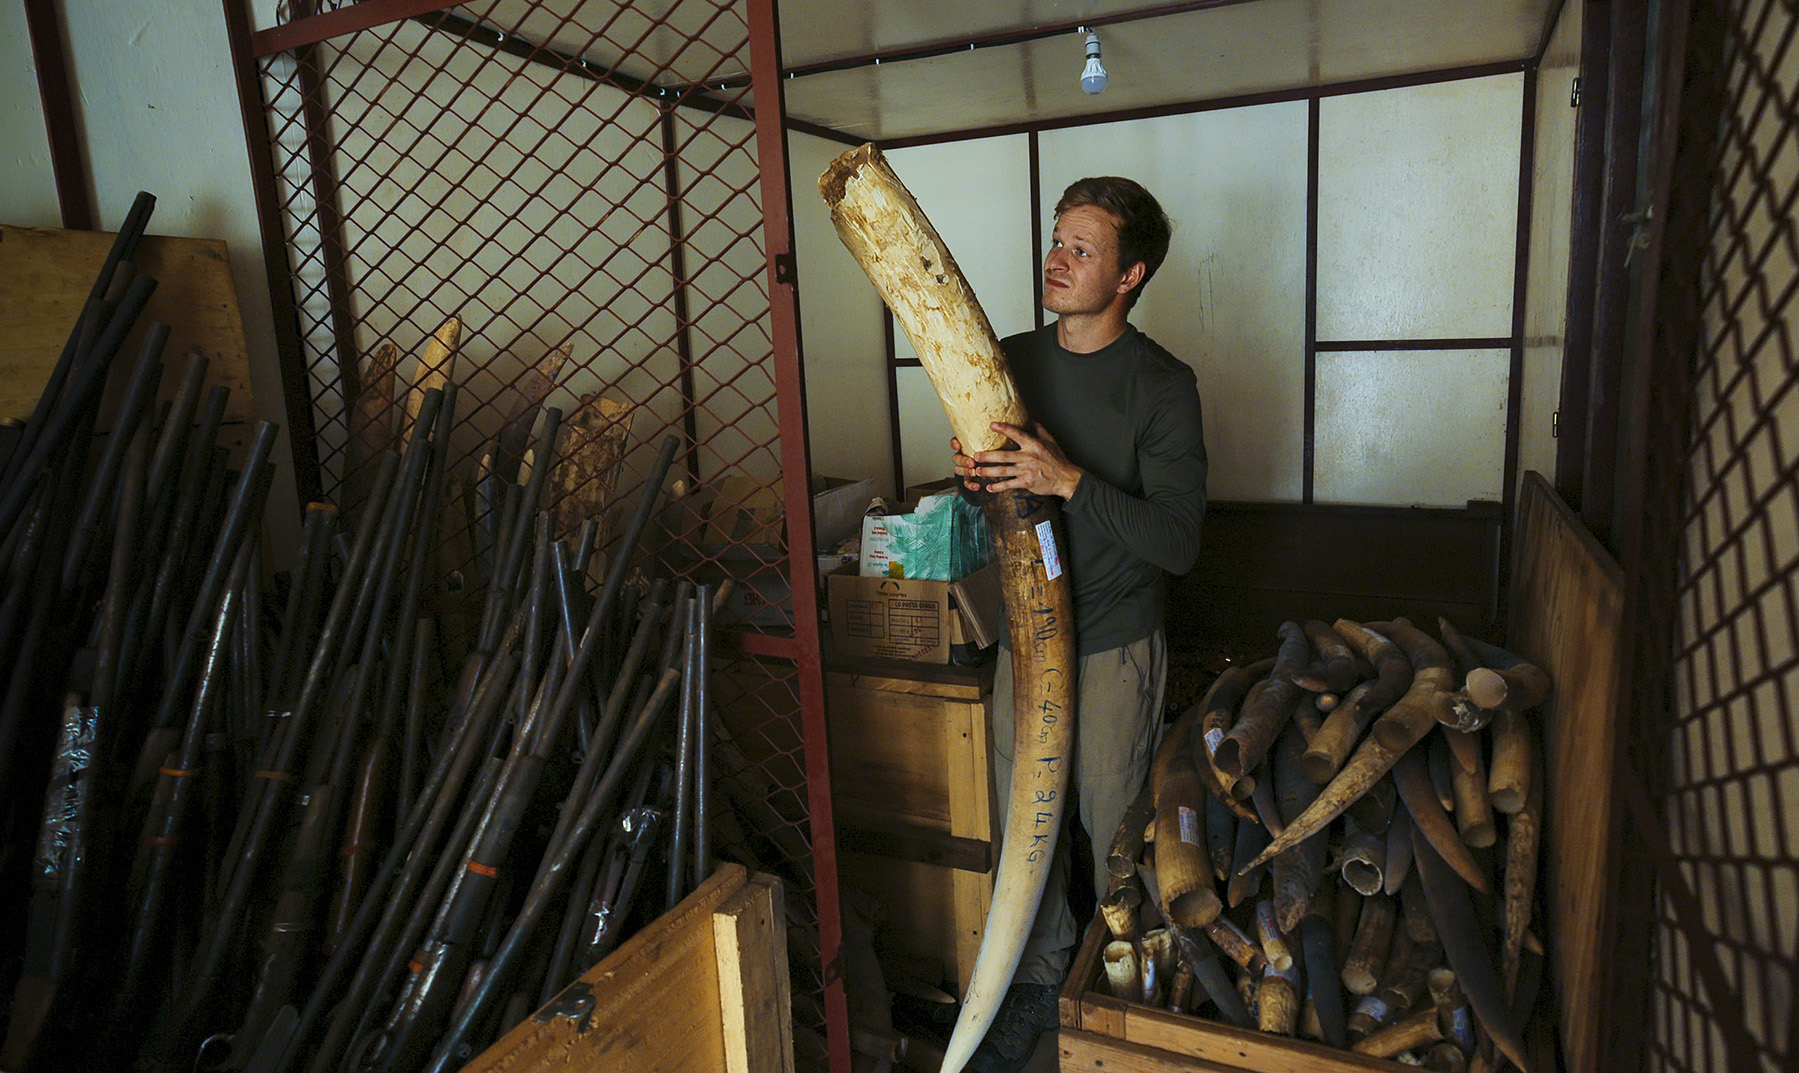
[463,862,792,1073]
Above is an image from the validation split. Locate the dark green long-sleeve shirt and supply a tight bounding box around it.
[1002,323,1208,655]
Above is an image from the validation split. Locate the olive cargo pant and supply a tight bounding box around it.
[988,630,1167,987]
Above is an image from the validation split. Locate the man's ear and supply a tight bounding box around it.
[1116,261,1146,295]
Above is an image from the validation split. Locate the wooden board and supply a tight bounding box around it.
[1507,471,1624,1073]
[464,863,792,1073]
[714,874,795,1073]
[826,673,991,830]
[824,657,992,701]
[827,665,996,997]
[0,225,256,430]
[1058,1027,1251,1073]
[1057,917,1409,1073]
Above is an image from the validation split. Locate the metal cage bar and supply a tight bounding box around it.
[1617,0,1799,1070]
[228,0,847,1067]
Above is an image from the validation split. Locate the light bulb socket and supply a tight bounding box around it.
[1080,31,1107,95]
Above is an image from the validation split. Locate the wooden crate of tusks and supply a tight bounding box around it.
[1060,615,1554,1073]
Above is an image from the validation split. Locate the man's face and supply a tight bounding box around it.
[1042,203,1134,317]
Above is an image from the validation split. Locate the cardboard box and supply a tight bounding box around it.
[827,567,1000,664]
[905,475,961,502]
[662,473,877,563]
[703,475,783,548]
[830,571,956,662]
[811,474,877,551]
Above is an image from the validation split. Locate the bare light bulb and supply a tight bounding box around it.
[1081,31,1107,95]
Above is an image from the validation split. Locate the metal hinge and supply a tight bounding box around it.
[774,251,798,286]
[1571,77,1580,108]
[1552,410,1559,438]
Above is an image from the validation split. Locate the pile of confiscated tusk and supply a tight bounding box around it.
[1097,616,1550,1073]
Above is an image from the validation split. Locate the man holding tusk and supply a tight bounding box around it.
[950,176,1209,1072]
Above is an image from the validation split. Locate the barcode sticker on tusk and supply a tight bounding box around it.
[1035,520,1062,580]
[1178,805,1199,846]
[1203,727,1223,756]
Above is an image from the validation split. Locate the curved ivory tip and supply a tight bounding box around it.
[1465,666,1507,709]
[935,855,1055,1072]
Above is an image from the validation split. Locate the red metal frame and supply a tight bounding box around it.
[226,0,851,1066]
[745,6,850,1067]
[22,0,93,230]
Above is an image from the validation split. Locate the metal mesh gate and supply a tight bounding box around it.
[227,0,846,1068]
[1618,0,1799,1070]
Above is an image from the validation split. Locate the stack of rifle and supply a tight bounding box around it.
[0,190,277,1065]
[0,196,739,1073]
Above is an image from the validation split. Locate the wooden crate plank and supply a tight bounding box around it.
[463,863,747,1073]
[824,659,991,700]
[827,681,962,828]
[1508,472,1624,1073]
[714,873,794,1073]
[946,863,991,999]
[1058,1027,1256,1073]
[944,686,993,844]
[838,850,975,993]
[1061,916,1415,1072]
[0,226,255,428]
[1058,918,1108,1031]
[836,820,990,872]
[828,665,996,999]
[1118,1006,1399,1072]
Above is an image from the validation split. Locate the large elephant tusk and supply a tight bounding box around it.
[820,143,1077,1073]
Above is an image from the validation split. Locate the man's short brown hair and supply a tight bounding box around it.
[1055,177,1172,309]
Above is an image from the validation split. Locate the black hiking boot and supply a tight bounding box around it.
[965,982,1059,1073]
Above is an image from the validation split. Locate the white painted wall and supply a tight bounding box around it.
[1040,104,1311,503]
[1,4,60,226]
[786,132,892,492]
[1318,75,1524,343]
[4,2,1565,537]
[804,78,1528,510]
[1522,0,1584,493]
[1315,73,1524,506]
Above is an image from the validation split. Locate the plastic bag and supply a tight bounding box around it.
[859,492,991,581]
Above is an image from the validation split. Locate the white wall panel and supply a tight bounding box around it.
[1314,348,1510,506]
[1522,4,1583,492]
[886,136,1038,344]
[1317,74,1523,341]
[886,135,1035,491]
[678,114,782,486]
[1038,104,1310,501]
[50,0,298,552]
[896,365,954,491]
[788,133,893,493]
[0,3,59,228]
